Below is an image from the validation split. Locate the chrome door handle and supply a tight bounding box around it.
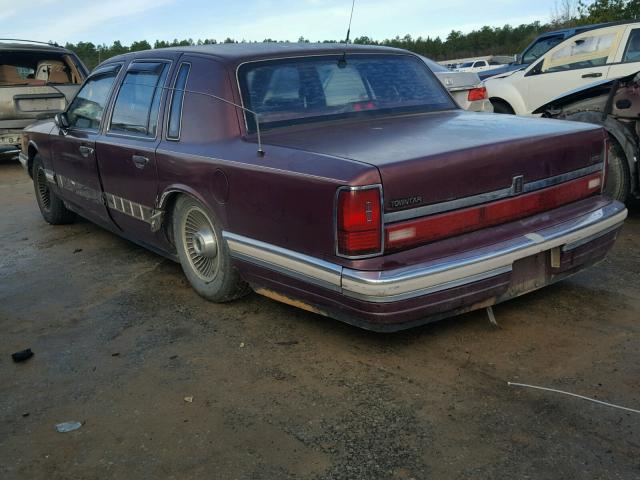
[132,155,149,169]
[581,72,602,78]
[78,145,94,157]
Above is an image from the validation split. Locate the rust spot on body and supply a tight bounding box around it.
[255,288,328,317]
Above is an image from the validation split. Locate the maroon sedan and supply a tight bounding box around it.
[19,44,627,331]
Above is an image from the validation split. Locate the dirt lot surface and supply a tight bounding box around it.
[1,159,639,479]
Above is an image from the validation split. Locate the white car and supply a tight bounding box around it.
[455,59,502,73]
[486,21,640,115]
[422,57,493,112]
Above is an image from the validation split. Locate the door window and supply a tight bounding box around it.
[109,62,168,137]
[542,31,618,72]
[166,63,191,140]
[622,28,640,62]
[522,35,564,64]
[66,67,120,130]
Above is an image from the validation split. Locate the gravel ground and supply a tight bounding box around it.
[1,159,639,479]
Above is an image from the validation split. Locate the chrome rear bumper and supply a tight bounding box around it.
[224,201,627,304]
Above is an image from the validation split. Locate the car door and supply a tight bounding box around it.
[521,26,623,113]
[50,63,122,225]
[95,60,171,244]
[606,24,640,78]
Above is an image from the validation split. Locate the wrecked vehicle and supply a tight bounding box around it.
[1,40,87,158]
[534,71,640,203]
[20,43,627,331]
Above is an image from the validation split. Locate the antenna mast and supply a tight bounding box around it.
[345,0,356,45]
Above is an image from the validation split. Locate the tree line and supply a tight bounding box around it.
[63,0,639,70]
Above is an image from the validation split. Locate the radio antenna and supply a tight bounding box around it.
[162,85,265,157]
[339,0,356,67]
[345,0,356,45]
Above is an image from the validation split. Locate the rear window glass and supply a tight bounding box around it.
[238,54,455,132]
[0,51,84,86]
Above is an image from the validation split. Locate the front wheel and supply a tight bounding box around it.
[172,195,250,302]
[32,154,75,225]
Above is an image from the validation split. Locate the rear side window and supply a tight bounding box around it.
[110,62,168,137]
[66,66,121,130]
[166,63,190,140]
[543,31,618,72]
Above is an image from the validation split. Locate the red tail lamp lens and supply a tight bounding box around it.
[467,87,487,102]
[337,187,382,257]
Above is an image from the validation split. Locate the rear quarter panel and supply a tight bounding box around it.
[155,55,380,263]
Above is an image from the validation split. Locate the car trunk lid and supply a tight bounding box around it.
[261,110,605,212]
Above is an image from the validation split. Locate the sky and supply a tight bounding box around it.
[0,0,562,46]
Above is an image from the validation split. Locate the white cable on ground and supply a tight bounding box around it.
[507,382,640,414]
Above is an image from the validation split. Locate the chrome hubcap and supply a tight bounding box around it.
[183,206,219,281]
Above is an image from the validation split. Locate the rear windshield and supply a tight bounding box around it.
[0,51,84,87]
[238,54,455,132]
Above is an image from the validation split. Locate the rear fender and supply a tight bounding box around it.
[563,111,638,196]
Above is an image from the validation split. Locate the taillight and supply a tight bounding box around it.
[336,186,383,258]
[467,87,487,102]
[385,172,602,252]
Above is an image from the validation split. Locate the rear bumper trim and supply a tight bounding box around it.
[343,202,626,302]
[224,201,626,304]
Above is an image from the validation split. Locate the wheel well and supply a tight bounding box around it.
[160,191,181,248]
[489,97,515,114]
[27,144,38,178]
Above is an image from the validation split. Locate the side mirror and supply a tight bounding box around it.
[515,54,522,64]
[54,112,70,131]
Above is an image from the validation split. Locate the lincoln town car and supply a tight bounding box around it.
[19,44,628,331]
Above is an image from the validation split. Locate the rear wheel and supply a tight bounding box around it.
[603,136,631,203]
[172,195,250,302]
[32,154,75,225]
[491,99,514,114]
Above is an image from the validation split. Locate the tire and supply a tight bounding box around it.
[172,195,250,302]
[491,99,514,114]
[603,136,631,204]
[32,154,75,225]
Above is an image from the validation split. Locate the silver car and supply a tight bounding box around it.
[421,56,493,112]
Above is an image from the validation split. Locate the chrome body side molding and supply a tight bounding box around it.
[223,232,343,292]
[224,202,627,303]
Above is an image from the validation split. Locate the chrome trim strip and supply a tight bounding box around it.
[105,191,154,223]
[54,172,155,223]
[223,232,343,291]
[384,162,604,223]
[344,266,512,303]
[223,203,625,303]
[344,203,627,301]
[562,223,622,252]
